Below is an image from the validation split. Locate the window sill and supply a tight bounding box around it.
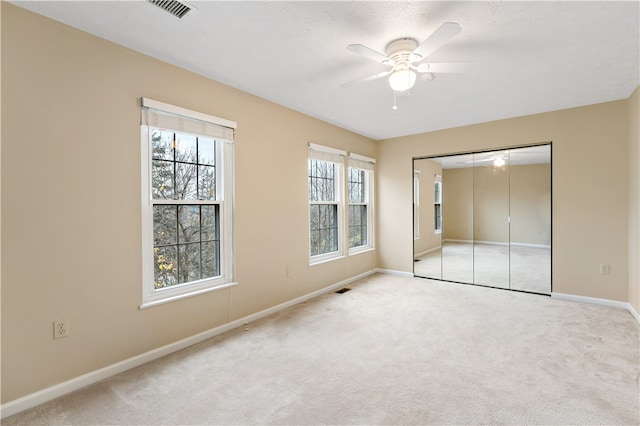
[348,246,376,256]
[309,254,347,267]
[140,281,239,310]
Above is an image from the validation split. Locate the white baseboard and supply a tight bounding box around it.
[414,245,441,258]
[0,269,376,419]
[510,242,551,249]
[551,292,640,324]
[473,240,510,246]
[375,268,414,277]
[629,304,640,323]
[443,239,550,249]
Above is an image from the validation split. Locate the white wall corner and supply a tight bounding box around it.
[627,303,640,324]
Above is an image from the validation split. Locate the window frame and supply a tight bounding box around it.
[308,144,375,265]
[308,152,345,264]
[140,98,237,309]
[434,174,442,234]
[347,163,374,254]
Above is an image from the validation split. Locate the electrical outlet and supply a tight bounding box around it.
[53,319,69,339]
[286,266,293,277]
[599,264,610,275]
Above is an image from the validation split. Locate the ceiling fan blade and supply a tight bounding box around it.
[412,22,462,61]
[347,44,392,64]
[418,61,472,73]
[340,70,392,88]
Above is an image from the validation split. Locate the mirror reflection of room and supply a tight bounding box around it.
[413,144,551,294]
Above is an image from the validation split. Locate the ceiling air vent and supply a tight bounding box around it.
[147,0,192,19]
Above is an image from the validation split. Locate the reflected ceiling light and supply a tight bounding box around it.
[494,157,506,167]
[388,66,417,92]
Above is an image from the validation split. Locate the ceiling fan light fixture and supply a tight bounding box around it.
[416,63,430,73]
[388,68,416,92]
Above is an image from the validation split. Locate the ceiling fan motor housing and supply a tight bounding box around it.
[385,38,420,63]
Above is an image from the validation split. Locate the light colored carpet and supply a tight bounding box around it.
[414,242,551,294]
[3,273,638,425]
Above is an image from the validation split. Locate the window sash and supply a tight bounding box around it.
[308,155,344,262]
[348,167,373,252]
[150,130,218,201]
[309,159,338,203]
[309,203,339,256]
[348,204,368,248]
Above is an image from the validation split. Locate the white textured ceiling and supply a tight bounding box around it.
[11,1,640,141]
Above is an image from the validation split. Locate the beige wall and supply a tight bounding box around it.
[0,4,376,403]
[442,167,474,241]
[629,86,640,315]
[413,159,441,256]
[2,2,638,408]
[473,165,510,244]
[441,164,551,246]
[510,164,551,246]
[378,101,630,302]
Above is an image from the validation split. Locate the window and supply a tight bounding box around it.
[308,144,374,264]
[348,154,374,253]
[348,168,366,248]
[308,146,344,261]
[140,98,236,308]
[434,175,442,234]
[309,159,339,256]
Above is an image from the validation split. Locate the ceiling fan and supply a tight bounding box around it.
[341,22,470,97]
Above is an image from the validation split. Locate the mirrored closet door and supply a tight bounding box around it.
[413,144,551,294]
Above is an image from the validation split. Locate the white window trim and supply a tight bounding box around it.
[434,174,442,235]
[308,144,376,264]
[347,156,375,255]
[140,99,237,309]
[308,147,345,265]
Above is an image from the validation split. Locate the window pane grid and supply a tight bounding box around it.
[143,103,235,308]
[150,129,220,288]
[309,204,338,256]
[435,205,442,230]
[152,130,216,201]
[348,167,368,249]
[349,205,368,248]
[348,168,365,203]
[309,158,340,257]
[153,204,220,289]
[308,155,372,259]
[309,159,336,202]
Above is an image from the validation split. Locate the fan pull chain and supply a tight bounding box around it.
[392,90,398,110]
